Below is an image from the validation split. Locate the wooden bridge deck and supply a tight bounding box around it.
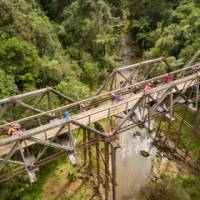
[0,71,199,156]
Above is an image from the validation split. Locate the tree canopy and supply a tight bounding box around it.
[0,0,124,99]
[0,0,200,199]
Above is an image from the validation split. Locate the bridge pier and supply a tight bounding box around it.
[0,58,200,199]
[19,146,38,183]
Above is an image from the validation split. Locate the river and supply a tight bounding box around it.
[115,33,157,200]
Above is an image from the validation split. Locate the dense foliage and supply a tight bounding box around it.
[0,1,124,198]
[0,0,200,199]
[141,176,200,200]
[129,0,200,66]
[0,0,124,100]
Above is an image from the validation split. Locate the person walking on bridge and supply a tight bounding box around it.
[111,93,122,103]
[63,111,70,120]
[164,73,170,83]
[115,94,122,102]
[144,84,152,94]
[7,123,23,136]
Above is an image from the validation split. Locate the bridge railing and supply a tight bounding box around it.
[0,70,199,152]
[0,61,200,191]
[96,57,172,94]
[0,62,200,133]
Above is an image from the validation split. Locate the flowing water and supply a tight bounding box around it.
[115,33,157,200]
[115,121,156,200]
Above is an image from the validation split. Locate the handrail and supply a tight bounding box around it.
[0,63,199,129]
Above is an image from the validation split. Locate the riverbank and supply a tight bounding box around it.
[139,164,200,200]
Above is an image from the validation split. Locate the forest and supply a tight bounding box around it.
[1,0,200,99]
[0,0,200,199]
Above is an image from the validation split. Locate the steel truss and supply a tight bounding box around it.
[0,87,75,125]
[0,58,200,200]
[96,57,171,94]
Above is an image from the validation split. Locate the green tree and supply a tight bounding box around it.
[31,14,62,57]
[141,176,200,200]
[0,69,18,98]
[0,37,41,91]
[144,0,200,62]
[56,79,90,100]
[38,0,73,21]
[128,0,179,27]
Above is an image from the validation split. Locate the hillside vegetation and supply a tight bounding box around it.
[0,0,125,99]
[0,0,200,200]
[129,0,200,67]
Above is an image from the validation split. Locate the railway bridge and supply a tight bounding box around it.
[0,57,200,200]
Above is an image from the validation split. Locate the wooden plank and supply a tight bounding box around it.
[0,72,199,156]
[0,63,199,130]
